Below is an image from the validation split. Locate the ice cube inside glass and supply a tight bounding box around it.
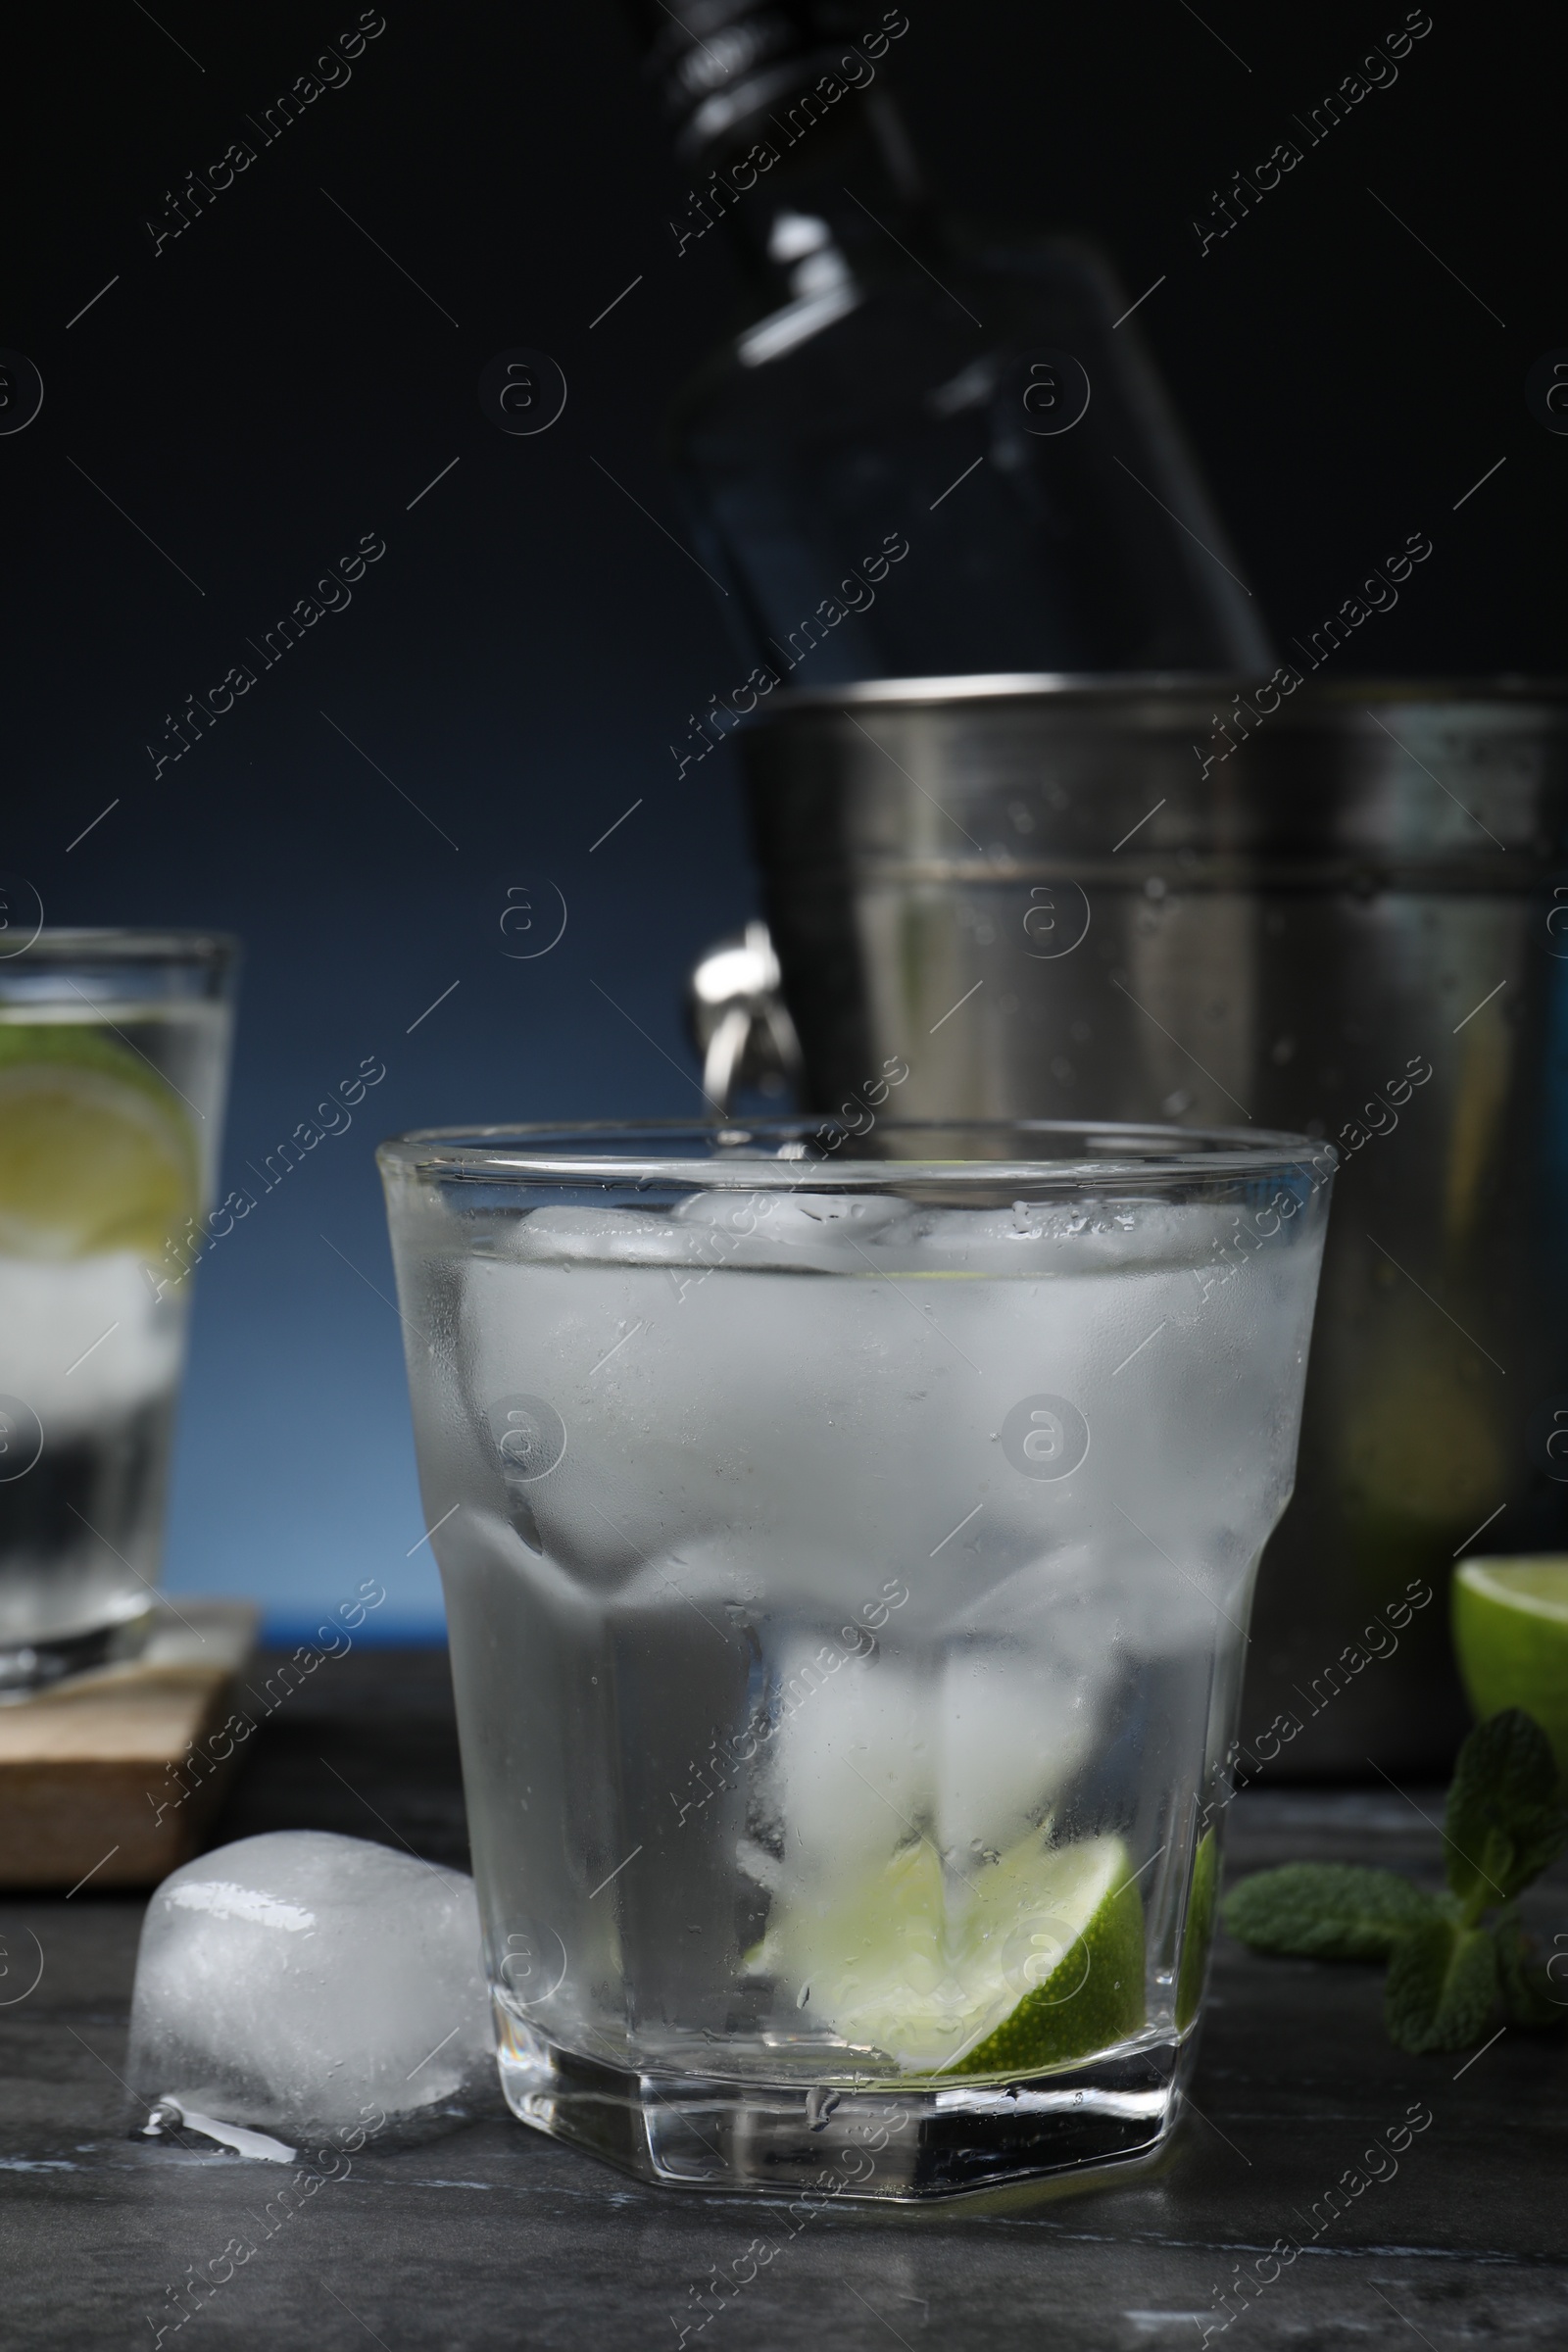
[379,1119,1334,2200]
[0,930,234,1691]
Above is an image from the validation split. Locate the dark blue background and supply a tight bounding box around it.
[1,1,1553,1635]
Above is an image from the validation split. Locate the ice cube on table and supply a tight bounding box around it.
[127,1831,494,2146]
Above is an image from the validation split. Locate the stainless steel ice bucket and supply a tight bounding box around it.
[734,676,1568,1776]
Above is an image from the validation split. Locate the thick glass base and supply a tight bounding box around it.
[0,1604,154,1699]
[494,2007,1189,2202]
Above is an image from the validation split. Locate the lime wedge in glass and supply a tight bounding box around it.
[1452,1556,1568,1781]
[1174,1825,1217,2033]
[0,1024,198,1263]
[760,1830,1146,2078]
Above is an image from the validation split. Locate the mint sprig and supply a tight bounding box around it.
[1444,1707,1566,1912]
[1221,1709,1567,2054]
[1384,1920,1497,2053]
[1223,1863,1438,1960]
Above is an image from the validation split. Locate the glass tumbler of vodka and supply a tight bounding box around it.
[0,928,235,1692]
[379,1117,1333,2201]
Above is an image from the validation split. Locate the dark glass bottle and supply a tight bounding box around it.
[627,0,1273,681]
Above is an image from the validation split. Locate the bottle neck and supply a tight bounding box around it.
[632,2,936,306]
[675,90,942,312]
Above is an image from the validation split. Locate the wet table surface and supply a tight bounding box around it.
[4,1648,1565,2350]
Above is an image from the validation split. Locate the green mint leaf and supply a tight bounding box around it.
[1385,1918,1499,2053]
[1494,1917,1568,2032]
[1222,1864,1438,1960]
[1445,1710,1567,1913]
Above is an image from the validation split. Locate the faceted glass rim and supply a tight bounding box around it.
[377,1116,1336,1193]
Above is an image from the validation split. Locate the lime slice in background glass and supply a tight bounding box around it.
[1452,1557,1568,1782]
[760,1830,1146,2079]
[0,1024,198,1263]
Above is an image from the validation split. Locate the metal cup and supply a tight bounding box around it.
[723,676,1568,1775]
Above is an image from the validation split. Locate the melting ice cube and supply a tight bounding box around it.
[126,1831,494,2146]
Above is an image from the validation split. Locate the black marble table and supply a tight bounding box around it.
[4,1650,1564,2349]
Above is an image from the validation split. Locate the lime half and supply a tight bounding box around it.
[759,1830,1145,2079]
[0,1024,198,1262]
[1452,1557,1568,1781]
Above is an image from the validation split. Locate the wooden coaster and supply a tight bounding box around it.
[0,1602,259,1890]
